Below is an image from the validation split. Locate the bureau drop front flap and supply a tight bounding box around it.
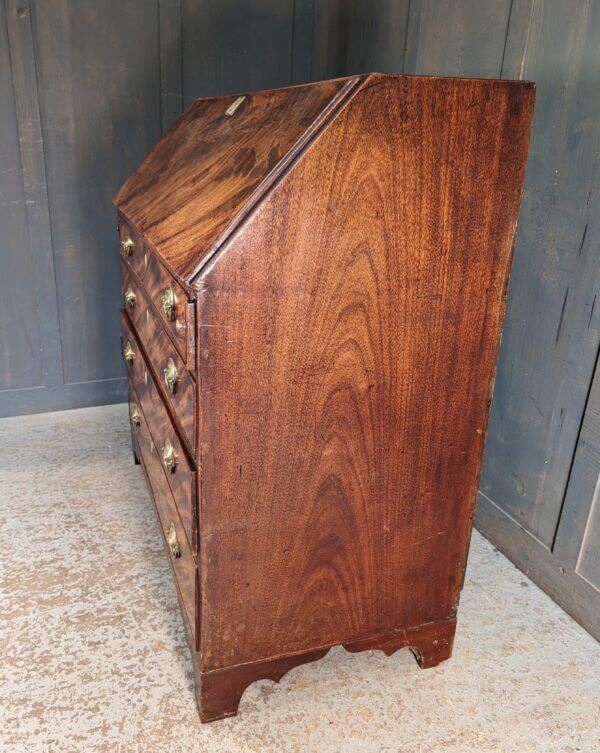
[114,73,534,722]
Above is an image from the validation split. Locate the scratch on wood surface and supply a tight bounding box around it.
[578,222,588,254]
[528,392,545,419]
[555,288,569,343]
[406,530,447,549]
[588,295,596,330]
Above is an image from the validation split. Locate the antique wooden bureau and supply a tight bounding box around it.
[114,73,534,722]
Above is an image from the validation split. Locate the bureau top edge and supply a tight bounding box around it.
[113,73,534,288]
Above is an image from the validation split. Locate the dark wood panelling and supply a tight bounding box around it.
[481,0,600,546]
[290,0,315,83]
[158,0,183,131]
[180,0,296,103]
[499,0,536,81]
[3,0,65,410]
[342,0,411,75]
[404,0,513,76]
[554,357,600,590]
[30,0,162,385]
[0,0,319,417]
[310,0,347,81]
[0,2,42,391]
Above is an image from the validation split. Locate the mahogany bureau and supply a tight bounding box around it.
[114,73,534,722]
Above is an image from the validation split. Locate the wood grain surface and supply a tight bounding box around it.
[129,381,197,644]
[196,74,535,671]
[142,248,195,363]
[114,77,359,281]
[195,615,455,722]
[119,310,196,551]
[119,280,196,451]
[118,218,147,283]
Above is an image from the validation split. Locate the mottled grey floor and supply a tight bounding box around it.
[0,404,598,753]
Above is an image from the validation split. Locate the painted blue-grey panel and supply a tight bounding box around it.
[481,0,600,547]
[30,0,162,385]
[406,0,513,77]
[0,2,42,391]
[181,0,296,103]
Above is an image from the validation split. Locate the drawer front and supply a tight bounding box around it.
[144,249,194,363]
[120,310,146,388]
[128,383,197,647]
[118,218,146,281]
[121,311,196,551]
[120,271,196,451]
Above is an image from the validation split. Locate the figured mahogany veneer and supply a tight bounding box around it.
[120,271,196,451]
[118,219,146,282]
[114,73,534,722]
[143,251,195,364]
[128,381,197,642]
[114,77,358,281]
[120,312,196,551]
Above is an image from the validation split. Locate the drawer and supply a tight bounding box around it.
[118,218,146,281]
[128,383,197,648]
[144,249,194,364]
[136,359,196,552]
[120,310,146,389]
[120,311,196,552]
[120,300,196,453]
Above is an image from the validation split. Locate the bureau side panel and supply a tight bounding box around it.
[197,75,534,671]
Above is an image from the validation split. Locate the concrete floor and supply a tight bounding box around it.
[0,404,598,753]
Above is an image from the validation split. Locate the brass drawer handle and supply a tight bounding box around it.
[164,358,178,394]
[129,403,140,427]
[123,340,135,365]
[162,438,177,474]
[121,236,134,256]
[166,522,181,558]
[124,284,136,308]
[161,284,178,321]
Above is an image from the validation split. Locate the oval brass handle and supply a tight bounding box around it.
[161,285,178,321]
[121,236,134,256]
[166,522,181,558]
[124,284,136,308]
[129,403,140,427]
[123,340,135,365]
[164,358,178,394]
[161,438,177,474]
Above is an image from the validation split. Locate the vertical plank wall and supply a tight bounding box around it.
[329,0,600,637]
[0,0,313,416]
[0,1,598,634]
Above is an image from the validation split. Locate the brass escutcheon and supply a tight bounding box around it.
[123,341,135,365]
[164,358,178,394]
[121,236,134,256]
[225,95,246,116]
[161,284,177,321]
[124,284,136,308]
[129,403,140,427]
[161,438,177,474]
[166,522,181,558]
